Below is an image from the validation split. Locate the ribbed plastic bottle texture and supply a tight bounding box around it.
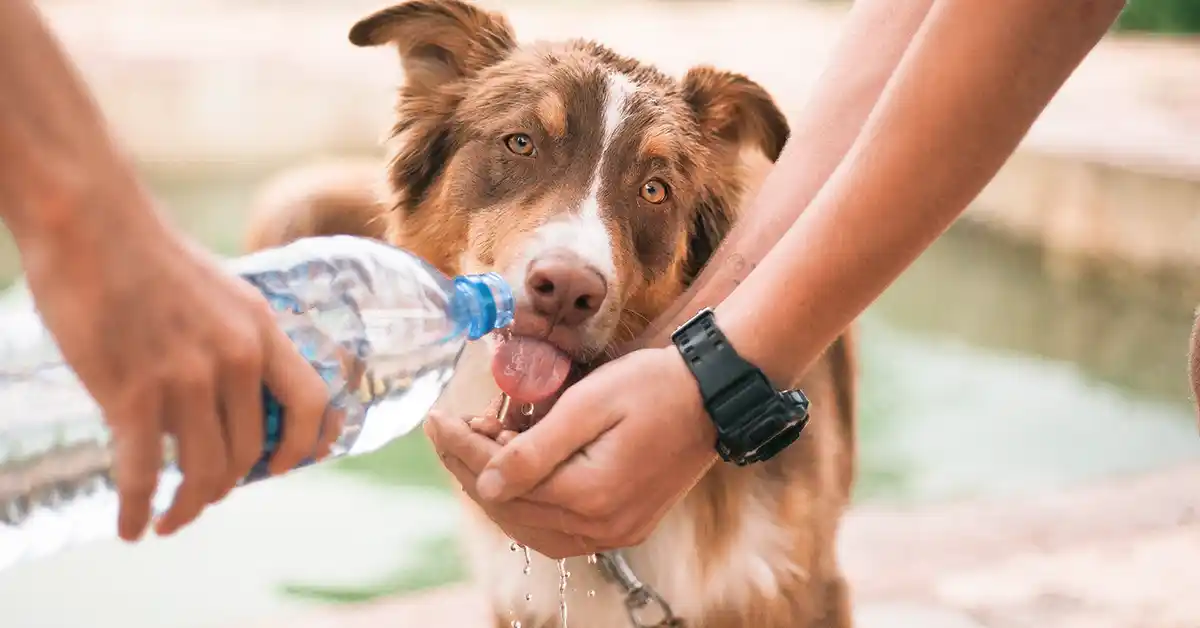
[0,235,514,573]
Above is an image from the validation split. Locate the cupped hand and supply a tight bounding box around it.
[17,186,333,541]
[426,346,717,558]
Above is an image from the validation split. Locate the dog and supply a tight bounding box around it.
[243,2,858,626]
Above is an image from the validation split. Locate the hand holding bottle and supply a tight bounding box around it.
[15,187,332,541]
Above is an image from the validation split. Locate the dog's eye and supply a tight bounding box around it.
[504,133,536,157]
[640,178,669,204]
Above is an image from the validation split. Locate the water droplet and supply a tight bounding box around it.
[511,622,522,628]
[521,402,535,416]
[587,590,596,597]
[510,541,519,552]
[525,593,533,601]
[587,554,598,564]
[557,558,570,628]
[523,565,531,575]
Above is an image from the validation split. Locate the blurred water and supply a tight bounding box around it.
[856,222,1200,503]
[0,166,1197,626]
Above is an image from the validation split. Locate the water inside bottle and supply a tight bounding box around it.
[0,248,470,572]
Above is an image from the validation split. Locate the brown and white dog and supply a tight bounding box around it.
[244,1,857,626]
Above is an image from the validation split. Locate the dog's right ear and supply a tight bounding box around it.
[349,0,516,91]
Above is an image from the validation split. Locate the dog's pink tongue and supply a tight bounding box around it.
[491,337,572,403]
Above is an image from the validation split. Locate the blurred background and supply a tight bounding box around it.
[1,0,1199,626]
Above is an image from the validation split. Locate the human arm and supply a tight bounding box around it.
[713,0,1127,387]
[0,0,330,539]
[632,0,937,350]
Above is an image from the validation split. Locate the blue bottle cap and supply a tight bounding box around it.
[453,273,515,340]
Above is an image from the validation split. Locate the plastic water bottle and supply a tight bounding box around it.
[0,235,514,573]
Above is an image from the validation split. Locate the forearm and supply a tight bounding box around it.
[635,0,935,348]
[717,0,1126,385]
[0,0,151,244]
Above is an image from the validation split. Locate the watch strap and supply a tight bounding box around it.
[671,308,810,465]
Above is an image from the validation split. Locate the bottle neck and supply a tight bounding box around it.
[451,273,515,340]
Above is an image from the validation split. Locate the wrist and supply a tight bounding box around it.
[3,138,151,243]
[14,174,169,281]
[658,346,718,447]
[667,307,811,466]
[709,303,791,389]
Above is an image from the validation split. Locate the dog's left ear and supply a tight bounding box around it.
[679,68,787,283]
[349,0,516,92]
[682,66,790,162]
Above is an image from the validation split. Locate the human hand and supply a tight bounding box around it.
[426,405,588,558]
[426,347,717,558]
[16,184,333,541]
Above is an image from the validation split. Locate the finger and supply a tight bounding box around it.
[109,394,165,542]
[467,415,505,439]
[423,413,443,450]
[213,367,264,502]
[261,323,330,475]
[440,454,595,559]
[156,379,227,537]
[436,418,610,536]
[500,368,581,432]
[431,411,502,465]
[496,430,519,445]
[478,385,621,502]
[501,393,558,432]
[314,407,345,459]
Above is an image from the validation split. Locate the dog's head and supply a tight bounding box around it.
[351,0,788,363]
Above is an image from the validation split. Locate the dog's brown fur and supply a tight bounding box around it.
[243,2,856,626]
[244,157,390,252]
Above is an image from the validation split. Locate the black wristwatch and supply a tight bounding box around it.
[670,307,810,466]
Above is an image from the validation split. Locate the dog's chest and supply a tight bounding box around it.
[467,492,798,627]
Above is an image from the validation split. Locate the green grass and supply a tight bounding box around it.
[328,431,452,491]
[280,535,467,603]
[1115,0,1200,34]
[282,435,464,603]
[283,434,464,603]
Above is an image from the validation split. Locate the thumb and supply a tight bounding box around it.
[476,383,619,502]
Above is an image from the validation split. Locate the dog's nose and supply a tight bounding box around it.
[525,254,608,326]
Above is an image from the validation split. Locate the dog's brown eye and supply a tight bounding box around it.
[640,178,669,204]
[504,133,535,156]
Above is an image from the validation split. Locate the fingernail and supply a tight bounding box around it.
[477,469,505,501]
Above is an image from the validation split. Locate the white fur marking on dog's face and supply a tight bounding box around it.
[505,71,637,309]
